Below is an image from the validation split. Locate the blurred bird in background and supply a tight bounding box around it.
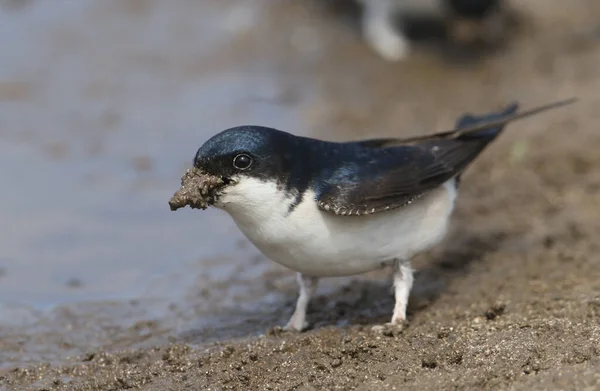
[357,0,514,61]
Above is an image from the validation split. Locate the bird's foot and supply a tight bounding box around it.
[371,320,407,337]
[267,320,309,337]
[283,316,310,332]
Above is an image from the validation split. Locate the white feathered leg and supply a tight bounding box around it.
[391,259,414,324]
[284,273,319,331]
[372,259,414,332]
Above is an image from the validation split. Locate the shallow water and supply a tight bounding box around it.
[0,0,292,305]
[0,0,312,363]
[1,0,392,367]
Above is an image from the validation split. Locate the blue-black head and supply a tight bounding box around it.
[193,125,303,184]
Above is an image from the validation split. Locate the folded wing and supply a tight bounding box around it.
[316,102,528,216]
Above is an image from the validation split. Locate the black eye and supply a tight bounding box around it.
[233,154,252,170]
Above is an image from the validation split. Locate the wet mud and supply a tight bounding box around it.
[169,168,224,211]
[2,0,600,390]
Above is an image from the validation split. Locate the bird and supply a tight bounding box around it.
[357,0,507,61]
[172,98,575,331]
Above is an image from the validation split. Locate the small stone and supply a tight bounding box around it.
[485,302,506,320]
[65,278,83,288]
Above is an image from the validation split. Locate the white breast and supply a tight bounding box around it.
[215,176,457,277]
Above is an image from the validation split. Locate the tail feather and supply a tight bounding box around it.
[352,97,577,149]
[455,102,519,140]
[452,98,577,139]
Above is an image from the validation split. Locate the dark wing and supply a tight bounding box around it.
[317,98,576,216]
[316,138,493,216]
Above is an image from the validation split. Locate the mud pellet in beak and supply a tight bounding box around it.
[168,167,224,211]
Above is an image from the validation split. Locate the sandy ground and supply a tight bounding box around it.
[2,0,600,390]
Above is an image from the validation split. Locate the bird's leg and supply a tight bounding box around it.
[361,0,410,61]
[283,273,319,331]
[372,259,413,332]
[390,259,414,325]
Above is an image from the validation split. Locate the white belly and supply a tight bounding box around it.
[216,177,457,277]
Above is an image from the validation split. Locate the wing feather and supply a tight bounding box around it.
[316,99,576,216]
